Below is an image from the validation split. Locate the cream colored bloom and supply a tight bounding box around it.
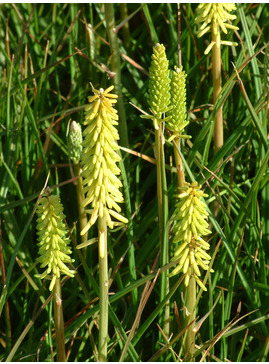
[170,182,213,291]
[195,3,239,54]
[36,189,75,291]
[80,85,128,235]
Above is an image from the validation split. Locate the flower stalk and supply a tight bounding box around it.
[212,27,223,155]
[35,188,75,361]
[170,182,212,357]
[53,277,66,362]
[80,84,128,361]
[104,3,129,149]
[102,5,138,301]
[195,3,239,223]
[144,43,171,336]
[167,65,197,356]
[186,269,196,358]
[195,3,238,154]
[68,120,88,253]
[98,215,108,362]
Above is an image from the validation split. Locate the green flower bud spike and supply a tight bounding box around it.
[195,3,239,55]
[36,188,75,291]
[143,43,171,336]
[167,66,191,189]
[167,66,190,139]
[68,120,83,165]
[146,43,171,130]
[80,84,128,236]
[170,182,213,291]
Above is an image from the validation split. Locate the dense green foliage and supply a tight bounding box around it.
[1,3,269,361]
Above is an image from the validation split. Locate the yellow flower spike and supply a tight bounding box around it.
[195,3,239,54]
[81,84,128,235]
[35,189,75,291]
[170,182,212,291]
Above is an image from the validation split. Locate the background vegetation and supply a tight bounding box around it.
[1,3,269,361]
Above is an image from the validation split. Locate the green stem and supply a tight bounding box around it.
[53,278,66,362]
[119,3,131,50]
[173,136,185,190]
[211,29,222,220]
[104,3,129,149]
[73,164,88,254]
[155,124,169,337]
[0,232,12,354]
[212,29,223,155]
[185,272,196,360]
[173,137,194,357]
[98,216,108,362]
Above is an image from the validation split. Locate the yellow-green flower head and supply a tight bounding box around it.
[195,3,239,54]
[68,120,83,165]
[167,66,189,135]
[80,84,128,235]
[170,181,212,291]
[36,188,75,291]
[148,43,171,130]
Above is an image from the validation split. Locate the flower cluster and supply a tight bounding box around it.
[80,84,128,235]
[147,43,171,130]
[68,120,83,165]
[170,182,212,291]
[195,3,239,54]
[167,66,189,137]
[36,188,75,291]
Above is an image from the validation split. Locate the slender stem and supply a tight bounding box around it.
[53,278,66,362]
[119,3,131,50]
[155,124,170,337]
[173,136,185,190]
[173,135,195,358]
[98,215,108,362]
[185,271,196,360]
[177,3,182,68]
[0,222,12,354]
[212,29,223,155]
[174,11,196,356]
[73,164,88,253]
[104,3,129,149]
[211,30,223,219]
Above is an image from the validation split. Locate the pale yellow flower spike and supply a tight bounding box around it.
[81,84,128,236]
[170,182,213,291]
[195,3,239,54]
[35,189,75,291]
